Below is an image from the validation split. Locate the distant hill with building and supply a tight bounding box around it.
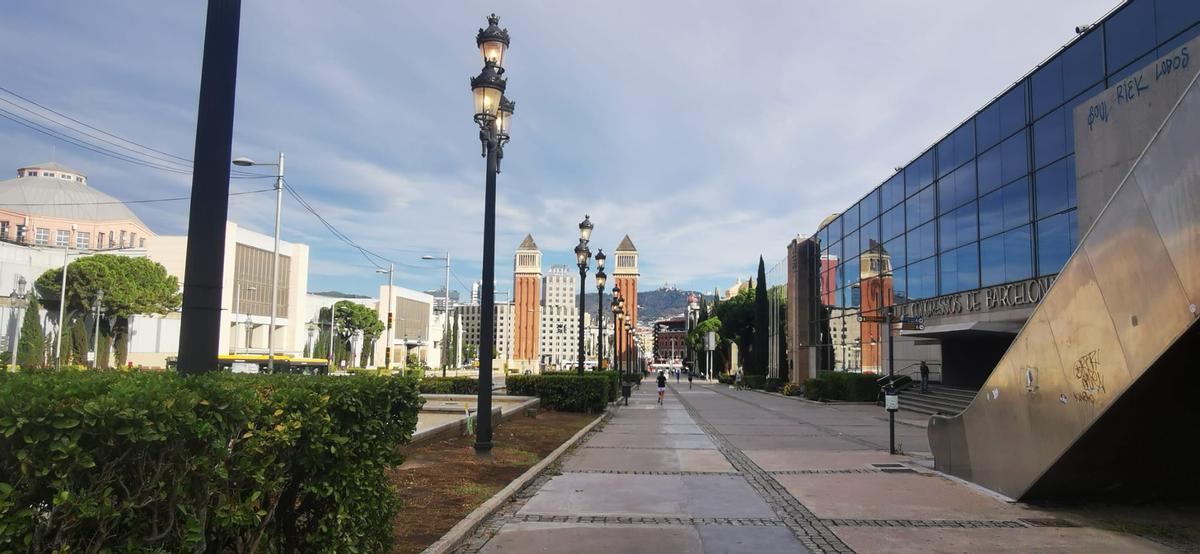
[580,287,712,323]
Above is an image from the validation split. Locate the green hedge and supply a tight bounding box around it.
[717,374,735,385]
[764,377,783,393]
[0,371,421,552]
[507,373,609,412]
[417,376,478,394]
[803,372,880,402]
[743,375,766,390]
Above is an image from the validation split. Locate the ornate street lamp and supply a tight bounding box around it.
[470,13,515,455]
[574,235,591,374]
[594,249,606,370]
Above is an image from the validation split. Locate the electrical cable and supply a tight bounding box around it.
[0,187,274,207]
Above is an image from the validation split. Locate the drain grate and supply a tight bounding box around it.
[880,468,918,474]
[870,463,906,468]
[1019,517,1080,528]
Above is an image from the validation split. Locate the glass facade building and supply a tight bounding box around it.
[810,0,1200,377]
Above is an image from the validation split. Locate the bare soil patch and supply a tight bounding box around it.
[388,410,595,553]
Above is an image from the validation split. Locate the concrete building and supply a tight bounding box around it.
[612,235,640,368]
[455,301,514,369]
[652,315,687,363]
[540,265,579,370]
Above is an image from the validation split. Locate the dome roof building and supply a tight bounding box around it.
[0,163,154,250]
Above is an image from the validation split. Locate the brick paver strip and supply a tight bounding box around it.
[669,387,856,553]
[510,514,787,526]
[562,469,737,476]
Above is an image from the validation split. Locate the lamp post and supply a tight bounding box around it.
[92,290,104,368]
[470,13,512,454]
[574,216,592,374]
[232,152,285,372]
[376,264,394,370]
[9,276,28,369]
[54,224,76,368]
[421,253,452,376]
[594,249,606,370]
[611,286,622,375]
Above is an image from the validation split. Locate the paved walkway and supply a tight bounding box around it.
[460,382,1167,553]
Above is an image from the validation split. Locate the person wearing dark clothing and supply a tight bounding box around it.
[656,372,667,405]
[919,360,930,393]
[687,369,693,389]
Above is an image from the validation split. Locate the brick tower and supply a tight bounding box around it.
[513,234,542,371]
[613,235,639,369]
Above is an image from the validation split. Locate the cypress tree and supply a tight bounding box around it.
[71,316,88,365]
[17,296,45,368]
[752,256,769,376]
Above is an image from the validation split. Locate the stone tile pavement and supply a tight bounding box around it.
[457,382,1169,553]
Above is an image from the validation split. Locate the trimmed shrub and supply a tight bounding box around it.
[764,377,782,393]
[0,371,421,552]
[781,382,802,397]
[802,372,880,401]
[743,375,765,390]
[717,374,735,385]
[417,376,478,394]
[507,374,609,412]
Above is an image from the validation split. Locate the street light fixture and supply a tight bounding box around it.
[421,253,453,376]
[594,249,606,370]
[574,235,591,374]
[232,152,285,372]
[376,264,394,370]
[470,13,515,455]
[92,290,104,368]
[9,276,28,370]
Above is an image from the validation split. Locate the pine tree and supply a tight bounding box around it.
[451,317,460,368]
[71,317,88,365]
[752,256,770,376]
[17,296,45,368]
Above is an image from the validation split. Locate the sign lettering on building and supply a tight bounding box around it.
[896,276,1056,320]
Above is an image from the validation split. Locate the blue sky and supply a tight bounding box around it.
[0,0,1118,299]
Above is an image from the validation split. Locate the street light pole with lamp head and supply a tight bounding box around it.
[54,223,77,368]
[574,217,592,375]
[421,253,452,376]
[232,152,284,372]
[92,290,104,368]
[470,13,512,455]
[376,264,394,369]
[594,249,606,370]
[9,276,28,370]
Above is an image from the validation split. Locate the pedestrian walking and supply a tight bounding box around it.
[734,370,743,391]
[675,369,680,383]
[656,371,667,405]
[919,360,930,393]
[687,369,693,389]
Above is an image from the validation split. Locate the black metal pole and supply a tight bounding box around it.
[887,307,896,455]
[475,139,498,454]
[577,268,586,374]
[178,0,242,375]
[597,289,604,370]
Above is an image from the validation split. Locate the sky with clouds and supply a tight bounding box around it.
[0,0,1118,299]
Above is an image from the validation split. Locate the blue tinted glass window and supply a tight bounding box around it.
[882,204,905,241]
[1158,24,1200,56]
[1106,0,1156,74]
[891,266,908,304]
[940,243,980,295]
[906,185,936,230]
[907,257,937,300]
[883,235,906,269]
[976,82,1027,151]
[905,150,935,197]
[819,225,830,248]
[844,202,860,232]
[1035,155,1077,218]
[981,225,1033,286]
[861,189,880,222]
[1032,56,1064,119]
[860,218,880,254]
[843,229,860,260]
[939,202,978,252]
[1109,50,1157,83]
[1036,210,1078,275]
[1062,30,1105,101]
[882,173,904,209]
[978,130,1029,194]
[938,161,977,214]
[1033,106,1070,169]
[937,121,976,177]
[829,216,842,245]
[1157,0,1200,43]
[907,220,937,262]
[844,257,860,288]
[980,178,1030,238]
[849,283,861,308]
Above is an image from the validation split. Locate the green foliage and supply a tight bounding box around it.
[781,382,803,397]
[717,373,735,385]
[751,256,769,376]
[507,373,610,412]
[16,296,44,368]
[803,372,880,402]
[0,371,421,552]
[69,316,87,366]
[417,377,478,394]
[713,288,754,369]
[743,375,765,390]
[764,377,782,393]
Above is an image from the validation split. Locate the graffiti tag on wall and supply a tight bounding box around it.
[1071,349,1105,403]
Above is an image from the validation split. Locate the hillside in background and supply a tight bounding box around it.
[580,288,714,323]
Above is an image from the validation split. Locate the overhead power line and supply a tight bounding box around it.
[0,187,273,208]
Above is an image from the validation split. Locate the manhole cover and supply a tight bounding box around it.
[1020,518,1080,528]
[880,468,917,474]
[870,463,906,468]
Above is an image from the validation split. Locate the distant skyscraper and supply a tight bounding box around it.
[540,265,579,368]
[471,281,481,305]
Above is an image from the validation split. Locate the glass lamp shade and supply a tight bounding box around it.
[578,215,593,241]
[476,14,510,68]
[480,40,507,68]
[473,84,502,118]
[595,249,606,270]
[595,271,607,290]
[574,241,590,266]
[497,96,515,135]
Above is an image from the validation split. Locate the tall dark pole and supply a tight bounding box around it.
[597,291,604,369]
[476,142,498,453]
[887,305,896,455]
[178,0,243,375]
[577,267,586,374]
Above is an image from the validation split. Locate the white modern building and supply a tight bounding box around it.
[539,265,580,370]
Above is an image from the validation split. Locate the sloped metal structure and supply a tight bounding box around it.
[928,49,1200,500]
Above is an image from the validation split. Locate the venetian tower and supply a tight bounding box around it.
[613,235,640,367]
[513,235,542,371]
